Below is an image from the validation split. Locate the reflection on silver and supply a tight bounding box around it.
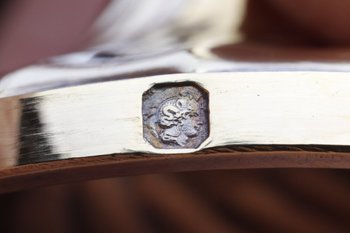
[3,71,350,168]
[18,97,60,164]
[2,0,350,169]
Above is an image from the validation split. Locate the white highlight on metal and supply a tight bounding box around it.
[33,72,350,159]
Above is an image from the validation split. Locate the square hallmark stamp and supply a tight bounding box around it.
[142,82,209,149]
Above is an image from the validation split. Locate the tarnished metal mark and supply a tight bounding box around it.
[142,82,209,149]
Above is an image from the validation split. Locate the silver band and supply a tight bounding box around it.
[2,52,350,167]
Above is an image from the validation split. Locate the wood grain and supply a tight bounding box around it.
[1,147,350,194]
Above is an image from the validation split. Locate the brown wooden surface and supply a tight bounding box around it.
[1,147,350,194]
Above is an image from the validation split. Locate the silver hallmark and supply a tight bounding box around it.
[142,82,209,149]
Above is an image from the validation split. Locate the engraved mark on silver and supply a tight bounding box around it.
[142,82,209,149]
[158,96,200,146]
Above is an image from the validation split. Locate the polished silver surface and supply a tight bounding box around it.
[2,0,350,169]
[3,70,350,168]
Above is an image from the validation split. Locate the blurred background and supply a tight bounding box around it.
[2,0,350,232]
[2,169,350,233]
